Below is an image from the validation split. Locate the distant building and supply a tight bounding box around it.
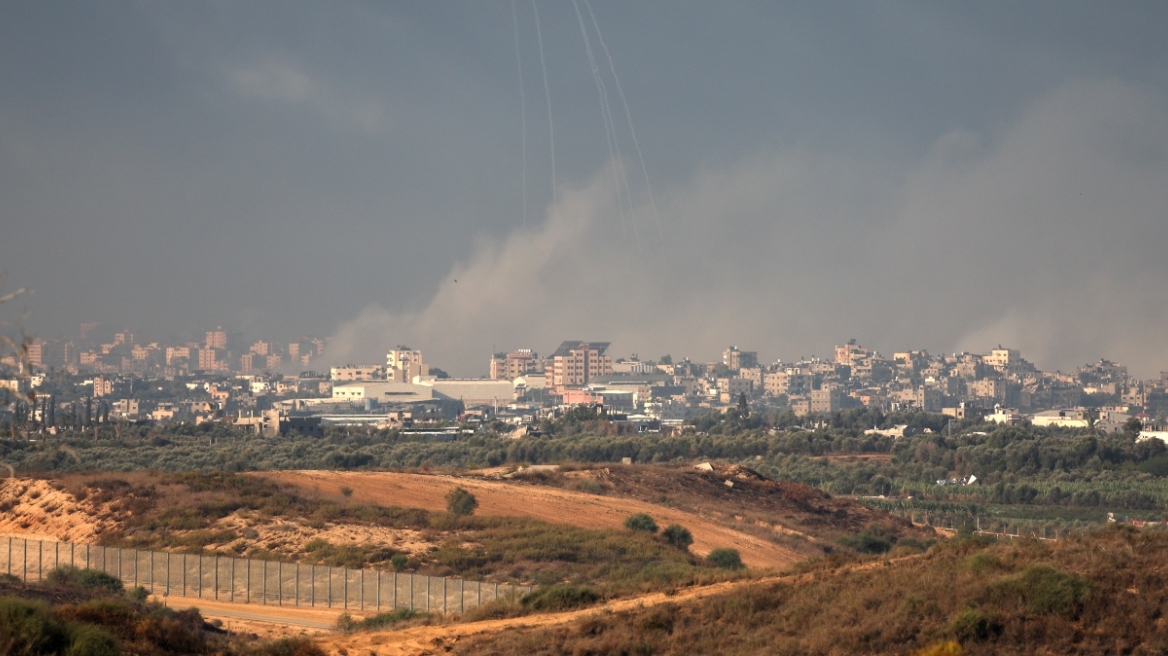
[205,327,227,350]
[331,365,384,381]
[547,341,612,393]
[490,349,542,380]
[722,346,758,371]
[810,387,844,413]
[387,347,428,382]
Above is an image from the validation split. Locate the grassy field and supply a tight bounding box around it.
[451,524,1168,655]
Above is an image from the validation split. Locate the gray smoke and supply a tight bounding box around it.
[328,78,1168,378]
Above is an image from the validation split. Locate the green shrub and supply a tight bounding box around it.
[445,487,478,516]
[624,513,658,533]
[338,607,422,632]
[64,623,120,656]
[948,607,1000,642]
[661,525,693,550]
[127,587,149,603]
[249,636,326,656]
[45,566,125,594]
[963,552,1006,573]
[706,548,744,570]
[520,585,602,612]
[0,597,70,656]
[339,486,353,497]
[390,553,409,572]
[990,565,1091,616]
[838,526,893,554]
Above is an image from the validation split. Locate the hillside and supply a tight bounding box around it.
[445,525,1168,655]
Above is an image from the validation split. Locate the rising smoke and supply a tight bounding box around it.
[328,78,1168,378]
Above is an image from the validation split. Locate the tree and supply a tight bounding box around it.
[662,524,693,550]
[624,513,658,533]
[1125,416,1144,439]
[445,486,478,516]
[737,392,749,414]
[706,547,744,570]
[659,355,672,365]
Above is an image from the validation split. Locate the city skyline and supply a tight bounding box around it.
[3,3,1168,376]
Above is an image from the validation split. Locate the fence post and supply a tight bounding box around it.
[262,560,267,605]
[85,543,89,569]
[426,576,430,612]
[443,577,447,614]
[344,569,348,610]
[376,570,380,611]
[278,561,282,606]
[38,540,43,581]
[70,542,74,568]
[246,558,251,603]
[295,564,300,607]
[214,554,219,601]
[230,558,235,602]
[6,537,10,576]
[478,581,481,607]
[360,570,364,611]
[166,553,171,597]
[392,571,397,610]
[410,573,414,610]
[310,565,314,607]
[54,542,59,572]
[115,546,120,582]
[326,566,331,608]
[198,555,203,599]
[133,550,138,588]
[460,579,464,614]
[24,538,28,581]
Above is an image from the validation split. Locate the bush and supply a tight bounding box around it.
[838,526,893,554]
[520,585,602,612]
[339,486,353,497]
[44,566,125,594]
[390,553,409,572]
[64,623,120,656]
[0,597,70,655]
[127,586,149,603]
[948,607,1000,642]
[706,548,744,570]
[991,565,1091,616]
[338,608,422,632]
[624,513,658,533]
[662,525,693,550]
[249,636,326,656]
[445,487,478,516]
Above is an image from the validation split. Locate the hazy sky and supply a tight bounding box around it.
[2,2,1167,376]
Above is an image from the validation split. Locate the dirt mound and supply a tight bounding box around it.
[0,478,116,542]
[259,470,803,570]
[511,462,935,553]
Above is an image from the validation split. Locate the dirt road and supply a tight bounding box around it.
[315,575,781,656]
[259,471,802,570]
[156,593,375,638]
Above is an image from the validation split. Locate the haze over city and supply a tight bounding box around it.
[3,2,1168,376]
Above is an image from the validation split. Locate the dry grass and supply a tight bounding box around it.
[452,525,1168,655]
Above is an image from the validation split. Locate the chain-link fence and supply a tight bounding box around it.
[0,537,531,614]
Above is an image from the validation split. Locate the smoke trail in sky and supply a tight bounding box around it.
[572,0,638,244]
[584,0,662,239]
[531,0,557,207]
[510,0,528,229]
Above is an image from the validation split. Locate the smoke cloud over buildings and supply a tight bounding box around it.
[329,78,1168,377]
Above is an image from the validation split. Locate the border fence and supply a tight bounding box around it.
[0,537,531,615]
